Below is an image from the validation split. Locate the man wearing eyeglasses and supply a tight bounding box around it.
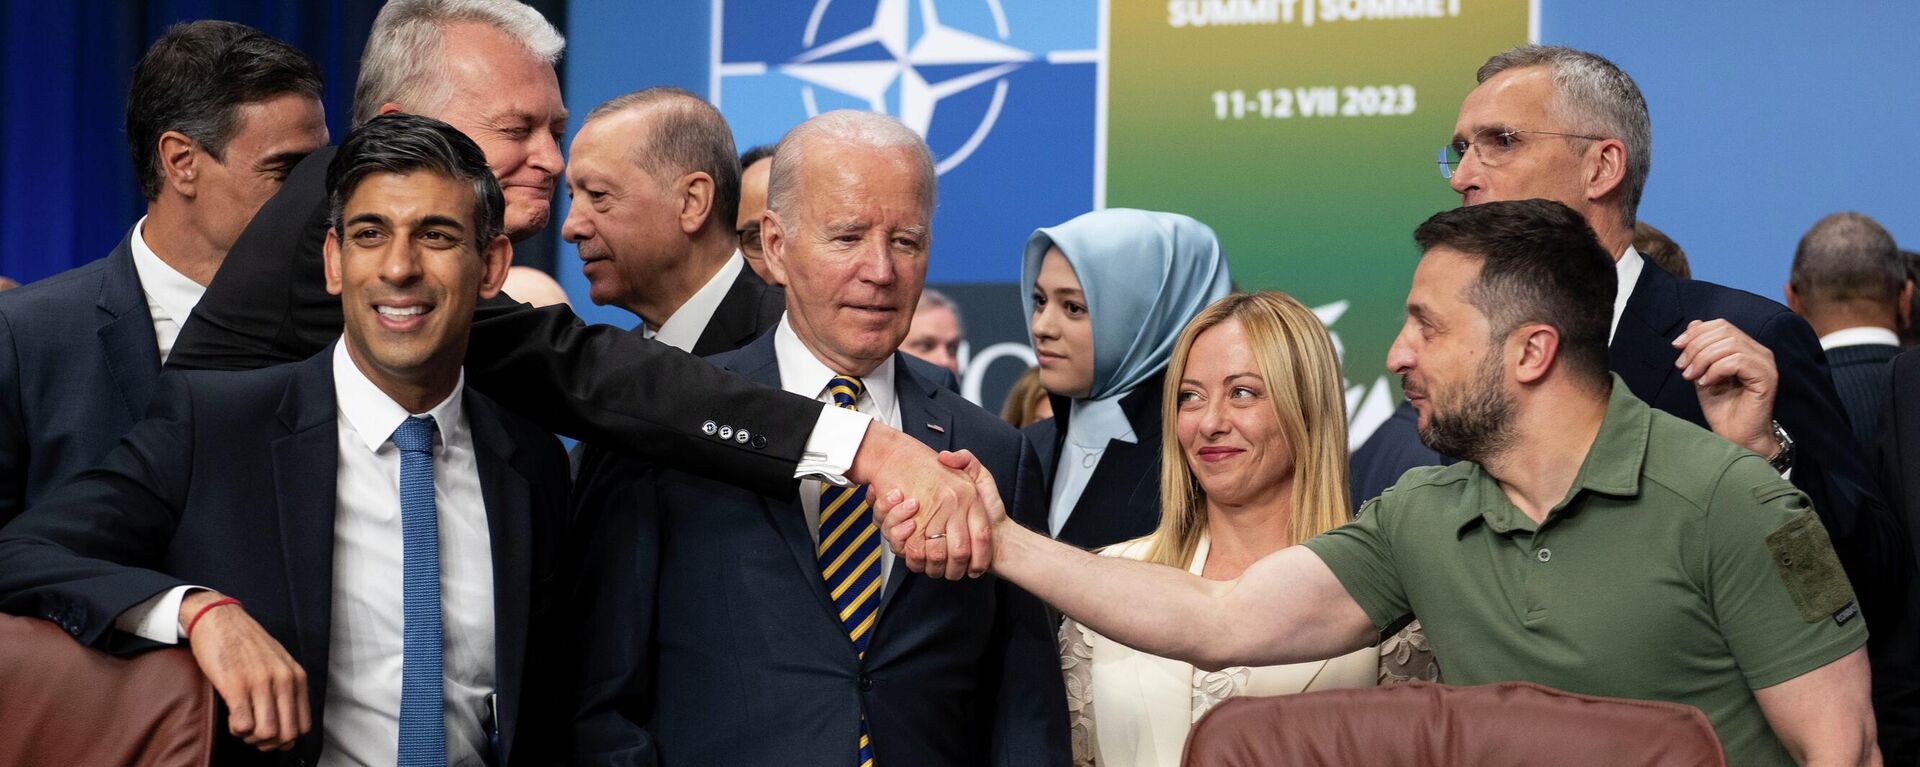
[1352,44,1914,756]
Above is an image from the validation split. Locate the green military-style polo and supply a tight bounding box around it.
[1303,375,1866,766]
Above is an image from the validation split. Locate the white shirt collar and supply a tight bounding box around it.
[331,340,468,454]
[1819,326,1902,351]
[1608,244,1645,344]
[127,215,208,327]
[773,313,896,420]
[651,252,746,353]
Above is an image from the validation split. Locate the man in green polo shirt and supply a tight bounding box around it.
[878,200,1877,765]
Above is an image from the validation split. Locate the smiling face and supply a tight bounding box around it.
[1029,248,1096,398]
[1386,247,1517,461]
[561,108,687,312]
[1175,318,1295,508]
[325,170,511,399]
[761,144,931,376]
[424,22,567,241]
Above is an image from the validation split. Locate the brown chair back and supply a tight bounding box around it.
[0,613,214,766]
[1182,680,1725,767]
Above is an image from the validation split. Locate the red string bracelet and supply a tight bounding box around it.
[186,597,242,640]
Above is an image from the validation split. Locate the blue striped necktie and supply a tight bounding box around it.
[819,376,880,767]
[392,415,444,767]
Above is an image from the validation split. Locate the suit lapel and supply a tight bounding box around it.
[877,356,951,617]
[1611,258,1686,406]
[692,268,782,356]
[269,351,343,709]
[467,390,532,758]
[95,232,161,422]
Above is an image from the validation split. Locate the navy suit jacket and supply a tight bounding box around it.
[0,227,160,526]
[0,349,571,766]
[1353,260,1909,632]
[566,332,1070,767]
[1826,342,1900,448]
[1024,373,1165,551]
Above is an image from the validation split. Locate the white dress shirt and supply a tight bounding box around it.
[126,215,208,363]
[1049,395,1138,536]
[775,315,898,585]
[647,252,745,353]
[1819,326,1902,351]
[1608,244,1645,344]
[114,343,500,765]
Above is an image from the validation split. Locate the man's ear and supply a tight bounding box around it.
[1898,279,1914,331]
[1585,138,1628,207]
[760,210,791,287]
[323,228,345,297]
[677,172,715,235]
[475,235,514,300]
[1784,282,1805,315]
[157,131,200,199]
[377,102,404,117]
[1513,323,1562,385]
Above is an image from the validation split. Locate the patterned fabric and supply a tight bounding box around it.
[1378,620,1443,686]
[818,376,879,767]
[392,415,444,766]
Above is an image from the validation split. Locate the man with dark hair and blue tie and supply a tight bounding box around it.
[566,110,1069,766]
[0,114,570,766]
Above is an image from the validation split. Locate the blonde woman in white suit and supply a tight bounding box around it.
[1059,291,1404,766]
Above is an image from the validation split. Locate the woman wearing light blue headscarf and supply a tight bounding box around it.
[1021,208,1232,549]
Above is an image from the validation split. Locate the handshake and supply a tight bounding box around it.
[851,423,1014,579]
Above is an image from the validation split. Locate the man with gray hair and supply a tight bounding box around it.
[566,109,1067,765]
[563,87,782,355]
[1786,212,1912,446]
[172,1,998,583]
[1353,44,1909,654]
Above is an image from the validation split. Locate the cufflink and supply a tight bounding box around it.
[735,429,750,444]
[702,420,718,436]
[719,425,734,440]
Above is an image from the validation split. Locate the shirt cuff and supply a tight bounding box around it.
[114,585,203,644]
[796,404,871,487]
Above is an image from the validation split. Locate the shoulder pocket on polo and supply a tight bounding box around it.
[1764,509,1857,623]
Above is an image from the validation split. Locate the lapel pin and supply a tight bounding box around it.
[926,423,945,433]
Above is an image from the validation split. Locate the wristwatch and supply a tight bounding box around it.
[1765,420,1795,474]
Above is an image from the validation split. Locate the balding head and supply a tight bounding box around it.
[1787,212,1910,336]
[768,110,935,220]
[582,88,741,233]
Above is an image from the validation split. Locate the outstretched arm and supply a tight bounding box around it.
[881,450,1377,669]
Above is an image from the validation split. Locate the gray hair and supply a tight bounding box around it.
[1790,212,1905,308]
[918,288,964,330]
[352,0,565,126]
[584,88,741,234]
[767,110,936,219]
[1478,45,1652,225]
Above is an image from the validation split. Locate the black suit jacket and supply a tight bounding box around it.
[1827,341,1900,447]
[1872,350,1920,763]
[689,265,785,357]
[1025,373,1165,550]
[0,227,160,526]
[1353,260,1909,629]
[0,349,571,766]
[567,334,1069,767]
[169,146,818,497]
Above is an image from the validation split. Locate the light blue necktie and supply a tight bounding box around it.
[392,415,444,767]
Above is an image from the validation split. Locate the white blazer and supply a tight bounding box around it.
[1061,533,1378,767]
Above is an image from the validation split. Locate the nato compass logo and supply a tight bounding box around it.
[714,0,1100,284]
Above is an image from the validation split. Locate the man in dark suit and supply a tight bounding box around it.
[1356,44,1908,636]
[169,0,995,576]
[1785,211,1911,446]
[1873,349,1920,764]
[567,110,1069,766]
[0,116,567,765]
[562,87,782,355]
[0,21,326,526]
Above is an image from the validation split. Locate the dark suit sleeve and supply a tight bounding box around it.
[982,437,1071,766]
[168,147,338,372]
[564,447,660,766]
[0,373,197,650]
[464,300,820,496]
[0,306,26,527]
[1756,310,1913,631]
